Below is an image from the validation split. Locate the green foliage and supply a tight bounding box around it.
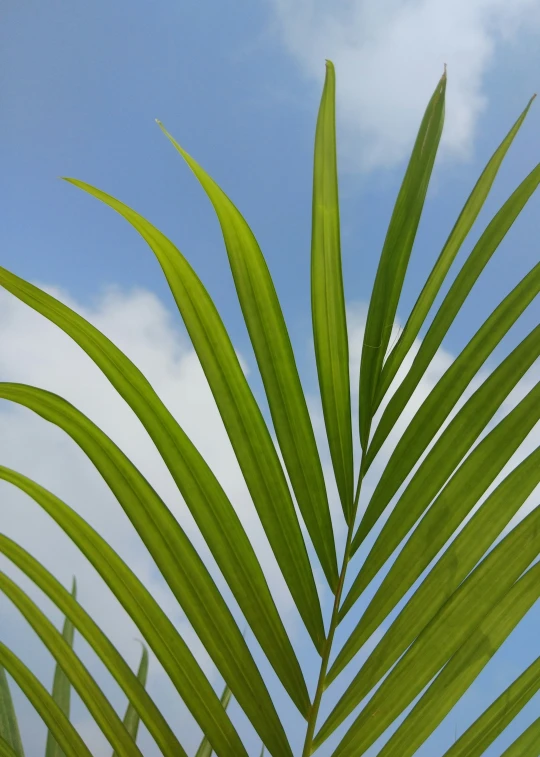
[0,61,539,756]
[45,577,76,757]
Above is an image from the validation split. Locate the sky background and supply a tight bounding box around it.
[1,1,540,755]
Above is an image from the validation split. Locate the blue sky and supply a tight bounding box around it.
[2,1,540,756]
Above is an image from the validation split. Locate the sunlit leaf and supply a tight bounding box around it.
[45,578,77,757]
[0,736,19,757]
[65,177,325,656]
[316,503,540,750]
[0,667,24,757]
[112,644,149,757]
[342,358,540,623]
[376,95,536,406]
[330,445,540,684]
[500,718,540,757]
[353,323,540,553]
[0,533,185,757]
[0,266,308,716]
[195,683,232,757]
[309,59,354,523]
[376,561,540,757]
[0,467,247,757]
[0,572,144,757]
[2,59,538,757]
[0,387,289,756]
[358,69,446,450]
[0,644,92,757]
[367,164,540,467]
[442,655,540,757]
[158,104,340,586]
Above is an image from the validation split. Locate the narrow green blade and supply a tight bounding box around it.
[0,386,288,756]
[367,163,540,468]
[158,101,340,587]
[0,645,92,757]
[331,443,540,683]
[0,666,24,756]
[351,259,540,575]
[376,96,535,407]
[442,656,540,757]
[195,683,232,757]
[45,578,77,757]
[341,368,540,625]
[376,561,540,757]
[112,645,149,757]
[316,503,540,751]
[353,323,540,554]
[309,59,354,523]
[500,718,540,757]
[0,267,308,716]
[0,467,249,757]
[0,736,19,757]
[359,70,446,450]
[0,572,144,757]
[64,177,324,656]
[0,533,185,757]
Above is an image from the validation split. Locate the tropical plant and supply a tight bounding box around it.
[0,60,539,757]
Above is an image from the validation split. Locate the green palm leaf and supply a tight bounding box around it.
[330,443,540,682]
[45,577,76,757]
[195,683,232,757]
[0,736,20,757]
[342,346,540,622]
[358,69,445,451]
[442,655,540,756]
[376,95,535,405]
[367,163,540,467]
[0,667,24,757]
[0,644,92,757]
[0,265,307,716]
[316,502,540,749]
[352,323,540,553]
[0,573,145,757]
[309,59,354,523]
[64,178,324,656]
[1,59,539,757]
[0,386,288,756]
[0,467,249,757]
[500,718,540,757]
[157,112,340,588]
[112,644,149,757]
[0,532,186,757]
[375,561,540,757]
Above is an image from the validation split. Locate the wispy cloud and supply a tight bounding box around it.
[270,0,540,170]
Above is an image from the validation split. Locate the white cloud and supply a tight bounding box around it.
[270,0,540,170]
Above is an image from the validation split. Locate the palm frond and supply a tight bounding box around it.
[112,644,149,757]
[45,577,76,757]
[0,666,24,757]
[0,644,92,757]
[441,655,540,756]
[1,60,538,757]
[195,683,232,757]
[499,718,540,757]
